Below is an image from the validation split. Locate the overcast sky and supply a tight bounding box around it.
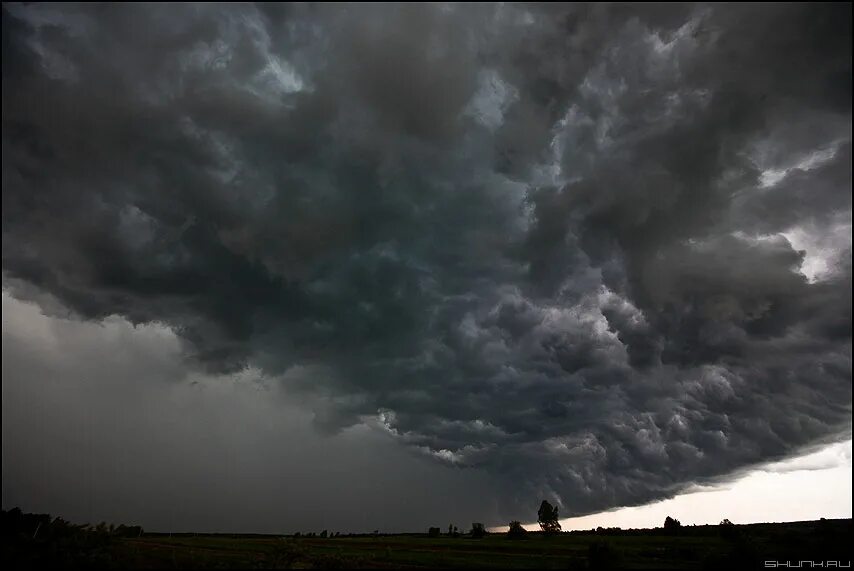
[2,3,851,532]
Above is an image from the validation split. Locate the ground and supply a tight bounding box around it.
[4,518,850,569]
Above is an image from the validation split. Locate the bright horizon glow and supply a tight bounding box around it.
[492,439,852,532]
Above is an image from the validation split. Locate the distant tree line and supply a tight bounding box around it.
[2,507,143,540]
[421,523,487,538]
[496,501,749,542]
[563,522,742,537]
[289,505,749,543]
[291,530,343,538]
[2,507,144,568]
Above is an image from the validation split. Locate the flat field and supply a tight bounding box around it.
[14,518,844,569]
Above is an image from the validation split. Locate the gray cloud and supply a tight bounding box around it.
[2,2,851,523]
[1,293,499,532]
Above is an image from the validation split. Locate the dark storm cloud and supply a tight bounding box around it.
[2,2,851,521]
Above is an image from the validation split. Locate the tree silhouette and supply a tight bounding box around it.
[537,500,562,534]
[719,518,739,540]
[507,520,527,538]
[663,516,682,534]
[470,523,486,538]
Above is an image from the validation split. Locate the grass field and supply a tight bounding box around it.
[3,514,851,569]
[12,518,843,569]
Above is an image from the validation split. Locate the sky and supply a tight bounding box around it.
[513,439,853,531]
[2,3,852,532]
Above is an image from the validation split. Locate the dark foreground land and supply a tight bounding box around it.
[2,513,851,569]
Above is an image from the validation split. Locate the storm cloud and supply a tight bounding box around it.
[2,2,851,521]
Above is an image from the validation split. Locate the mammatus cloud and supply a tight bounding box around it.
[2,3,851,521]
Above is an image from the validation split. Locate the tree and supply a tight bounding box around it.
[428,527,441,537]
[538,500,562,534]
[719,519,739,540]
[663,516,682,533]
[507,520,527,538]
[470,523,486,538]
[320,529,328,538]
